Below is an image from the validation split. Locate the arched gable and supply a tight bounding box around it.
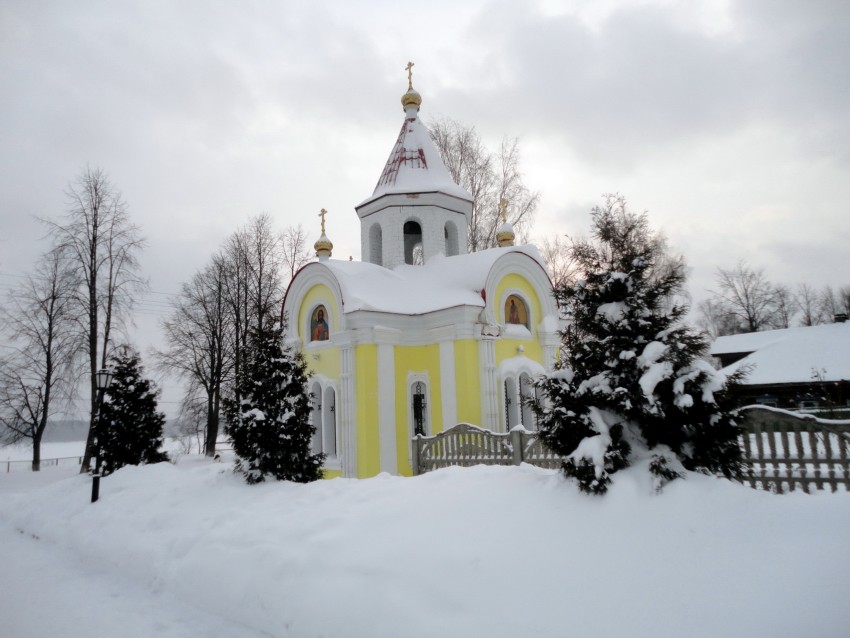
[481,251,558,333]
[282,262,346,344]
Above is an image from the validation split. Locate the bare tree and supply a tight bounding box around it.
[158,256,231,457]
[158,214,287,457]
[221,214,286,405]
[816,285,850,322]
[44,167,146,471]
[0,249,79,469]
[695,297,739,340]
[837,285,850,317]
[773,284,794,329]
[281,223,312,285]
[428,117,539,252]
[711,260,781,333]
[539,235,577,290]
[794,283,821,326]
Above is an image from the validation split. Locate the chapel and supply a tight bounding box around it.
[282,68,561,478]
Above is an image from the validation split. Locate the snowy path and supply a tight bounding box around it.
[0,520,273,638]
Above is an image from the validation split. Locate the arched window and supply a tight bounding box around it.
[520,373,536,430]
[310,305,329,342]
[404,220,423,265]
[410,380,429,436]
[444,221,459,257]
[310,381,338,460]
[504,377,519,431]
[504,294,529,329]
[504,373,540,432]
[310,381,323,454]
[323,387,337,458]
[369,223,383,266]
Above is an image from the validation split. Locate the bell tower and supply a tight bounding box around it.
[355,63,473,269]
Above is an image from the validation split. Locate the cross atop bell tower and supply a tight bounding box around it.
[355,66,473,270]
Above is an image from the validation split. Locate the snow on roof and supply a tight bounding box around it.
[358,105,472,207]
[712,322,850,384]
[323,245,545,315]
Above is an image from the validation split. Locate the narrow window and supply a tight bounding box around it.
[504,377,518,431]
[323,387,337,458]
[404,220,423,265]
[369,223,383,266]
[310,382,323,454]
[520,373,535,430]
[411,381,428,436]
[444,221,459,256]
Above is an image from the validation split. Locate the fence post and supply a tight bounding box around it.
[511,428,523,465]
[411,435,421,476]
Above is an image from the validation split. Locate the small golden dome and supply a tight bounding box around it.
[496,223,515,247]
[401,88,421,110]
[496,198,514,246]
[314,234,333,259]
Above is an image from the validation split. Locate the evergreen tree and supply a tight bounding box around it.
[535,195,744,494]
[97,347,169,476]
[223,318,324,484]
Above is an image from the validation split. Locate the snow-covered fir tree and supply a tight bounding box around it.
[97,347,169,476]
[224,317,324,484]
[535,195,744,494]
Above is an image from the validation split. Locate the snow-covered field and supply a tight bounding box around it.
[1,447,848,637]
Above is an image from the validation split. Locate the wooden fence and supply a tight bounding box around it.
[739,405,849,493]
[411,408,850,493]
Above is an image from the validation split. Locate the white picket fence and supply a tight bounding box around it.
[739,406,850,493]
[412,407,850,493]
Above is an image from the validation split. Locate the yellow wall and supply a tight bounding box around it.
[298,284,341,342]
[393,344,442,475]
[454,339,481,425]
[294,274,553,479]
[355,344,380,478]
[494,273,545,367]
[495,274,543,330]
[298,284,343,474]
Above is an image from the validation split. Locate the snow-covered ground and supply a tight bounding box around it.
[1,448,848,637]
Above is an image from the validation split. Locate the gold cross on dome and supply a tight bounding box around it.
[499,198,508,224]
[405,61,415,90]
[319,208,327,234]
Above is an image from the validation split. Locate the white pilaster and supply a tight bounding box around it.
[439,340,457,429]
[340,345,357,478]
[478,334,499,431]
[377,343,398,474]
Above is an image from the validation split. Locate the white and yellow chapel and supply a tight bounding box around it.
[282,71,561,478]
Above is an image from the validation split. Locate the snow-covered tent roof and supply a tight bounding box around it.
[711,322,850,384]
[357,90,472,208]
[323,245,545,315]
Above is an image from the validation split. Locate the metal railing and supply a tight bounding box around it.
[3,456,84,473]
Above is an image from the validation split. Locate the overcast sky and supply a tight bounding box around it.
[2,0,849,415]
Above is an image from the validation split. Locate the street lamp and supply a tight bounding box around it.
[91,367,114,503]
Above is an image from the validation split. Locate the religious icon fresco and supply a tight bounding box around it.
[311,305,330,342]
[504,295,528,328]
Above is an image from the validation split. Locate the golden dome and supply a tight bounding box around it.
[496,198,515,246]
[496,223,515,247]
[314,234,333,259]
[401,88,422,110]
[401,62,421,111]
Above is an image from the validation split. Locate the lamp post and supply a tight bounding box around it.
[91,367,114,503]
